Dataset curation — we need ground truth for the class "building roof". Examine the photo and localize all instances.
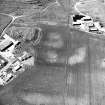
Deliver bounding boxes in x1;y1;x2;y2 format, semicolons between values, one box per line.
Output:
0;40;13;52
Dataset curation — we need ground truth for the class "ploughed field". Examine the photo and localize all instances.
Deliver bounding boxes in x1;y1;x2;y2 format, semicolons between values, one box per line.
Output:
0;23;105;105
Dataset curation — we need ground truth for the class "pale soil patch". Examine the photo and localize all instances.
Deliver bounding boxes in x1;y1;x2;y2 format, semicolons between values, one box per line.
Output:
65;94;89;105
68;47;86;65
44;32;64;48
20;93;64;105
21;92;89;105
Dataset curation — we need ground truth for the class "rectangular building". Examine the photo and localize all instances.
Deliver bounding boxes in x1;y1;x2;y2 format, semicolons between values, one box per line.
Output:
0;40;13;52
